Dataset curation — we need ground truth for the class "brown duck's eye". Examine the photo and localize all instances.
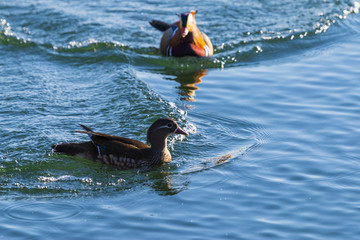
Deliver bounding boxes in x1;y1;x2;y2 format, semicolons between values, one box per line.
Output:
167;123;173;128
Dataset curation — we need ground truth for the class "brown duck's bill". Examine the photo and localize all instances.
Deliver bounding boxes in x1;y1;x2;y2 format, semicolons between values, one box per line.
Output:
175;127;188;135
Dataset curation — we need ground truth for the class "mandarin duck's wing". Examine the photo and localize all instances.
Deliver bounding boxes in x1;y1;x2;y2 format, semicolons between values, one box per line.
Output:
149;20;180;31
200;32;213;56
149;20;172;32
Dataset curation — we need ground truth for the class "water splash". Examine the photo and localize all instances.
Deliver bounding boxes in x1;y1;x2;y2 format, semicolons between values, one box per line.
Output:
0;18;35;47
38;175;92;182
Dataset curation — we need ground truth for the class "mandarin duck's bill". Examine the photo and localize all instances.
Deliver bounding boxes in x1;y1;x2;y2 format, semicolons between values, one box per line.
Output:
52;118;188;169
150;10;213;57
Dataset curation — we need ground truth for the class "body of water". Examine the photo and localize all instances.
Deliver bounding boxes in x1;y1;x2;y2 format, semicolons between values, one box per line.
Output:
1;0;360;239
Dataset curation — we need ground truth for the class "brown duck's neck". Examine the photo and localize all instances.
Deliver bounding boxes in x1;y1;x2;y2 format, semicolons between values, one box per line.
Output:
150;139;171;164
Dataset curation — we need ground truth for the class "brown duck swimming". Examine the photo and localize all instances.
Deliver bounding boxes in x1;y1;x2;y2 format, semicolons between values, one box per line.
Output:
52;118;188;169
150;10;213;57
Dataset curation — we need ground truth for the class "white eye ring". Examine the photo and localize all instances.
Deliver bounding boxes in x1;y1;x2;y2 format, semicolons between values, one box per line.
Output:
167;123;173;128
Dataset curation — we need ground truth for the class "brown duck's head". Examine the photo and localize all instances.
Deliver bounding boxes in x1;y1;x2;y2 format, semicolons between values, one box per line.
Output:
179;10;198;38
147;118;188;145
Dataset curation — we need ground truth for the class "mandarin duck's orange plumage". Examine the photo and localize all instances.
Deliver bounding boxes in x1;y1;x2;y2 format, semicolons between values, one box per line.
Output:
150;10;213;57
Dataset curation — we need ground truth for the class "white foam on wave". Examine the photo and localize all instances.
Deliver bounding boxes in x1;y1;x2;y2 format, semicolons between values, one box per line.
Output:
0;18;12;36
61;39;126;50
38;175;93;183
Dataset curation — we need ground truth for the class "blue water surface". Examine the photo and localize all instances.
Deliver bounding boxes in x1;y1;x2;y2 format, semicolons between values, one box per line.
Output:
1;0;360;239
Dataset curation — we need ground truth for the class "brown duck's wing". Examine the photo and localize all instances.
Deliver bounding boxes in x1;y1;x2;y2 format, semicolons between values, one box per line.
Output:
92;140;152;169
52;140;151;169
76;130;150;149
75;130;153;169
97;139;148;158
52;141;99;161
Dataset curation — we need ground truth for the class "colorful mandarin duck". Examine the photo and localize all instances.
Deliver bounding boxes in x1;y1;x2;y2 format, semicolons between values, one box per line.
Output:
150;10;213;57
52;118;188;169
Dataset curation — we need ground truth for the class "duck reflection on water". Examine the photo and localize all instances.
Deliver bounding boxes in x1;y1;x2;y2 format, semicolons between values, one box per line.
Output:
151;68;207;101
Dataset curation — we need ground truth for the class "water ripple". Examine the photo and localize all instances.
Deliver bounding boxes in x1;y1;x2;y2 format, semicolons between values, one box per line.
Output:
3;202;82;221
246;155;360;183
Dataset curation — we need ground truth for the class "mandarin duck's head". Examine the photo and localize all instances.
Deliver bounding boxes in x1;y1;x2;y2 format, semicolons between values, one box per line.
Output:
179;10;198;38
